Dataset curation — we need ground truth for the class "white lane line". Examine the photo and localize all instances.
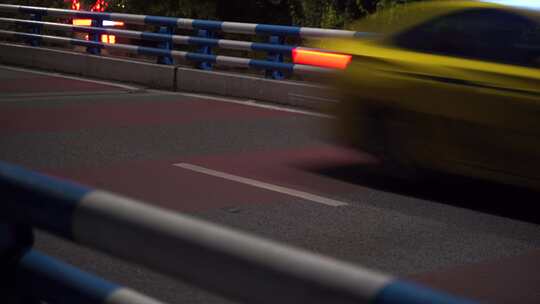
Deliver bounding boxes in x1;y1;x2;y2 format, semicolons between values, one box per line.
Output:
173;163;348;207
288;93;339;103
162;91;334;119
0;64;143;91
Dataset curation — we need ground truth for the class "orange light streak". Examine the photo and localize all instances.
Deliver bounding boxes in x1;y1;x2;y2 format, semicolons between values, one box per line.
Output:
100;34;116;44
292;48;352;70
72;19;93;26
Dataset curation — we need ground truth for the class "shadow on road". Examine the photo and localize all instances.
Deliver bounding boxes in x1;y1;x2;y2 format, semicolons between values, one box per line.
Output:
302;162;540;225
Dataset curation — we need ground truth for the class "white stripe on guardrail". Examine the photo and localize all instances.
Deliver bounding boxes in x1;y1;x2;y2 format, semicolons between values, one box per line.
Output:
74;190;392;304
221;22;258;35
106;289;165;304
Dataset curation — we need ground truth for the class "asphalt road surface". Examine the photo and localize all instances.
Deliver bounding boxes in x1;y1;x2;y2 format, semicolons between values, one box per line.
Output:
1;64;539;303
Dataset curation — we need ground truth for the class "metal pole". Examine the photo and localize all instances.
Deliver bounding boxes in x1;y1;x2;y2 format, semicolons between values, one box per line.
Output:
16;250;166;304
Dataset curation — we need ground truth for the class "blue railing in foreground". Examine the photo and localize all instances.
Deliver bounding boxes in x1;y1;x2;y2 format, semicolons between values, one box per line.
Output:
17;250;164;304
0;4;374;79
0;161;478;304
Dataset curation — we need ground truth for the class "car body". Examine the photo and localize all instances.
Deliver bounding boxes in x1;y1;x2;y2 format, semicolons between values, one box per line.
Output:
325;0;540;189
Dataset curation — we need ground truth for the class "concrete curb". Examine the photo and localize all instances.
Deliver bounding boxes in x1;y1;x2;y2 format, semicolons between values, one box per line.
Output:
176;67;339;110
0;43;175;90
0;42;338;110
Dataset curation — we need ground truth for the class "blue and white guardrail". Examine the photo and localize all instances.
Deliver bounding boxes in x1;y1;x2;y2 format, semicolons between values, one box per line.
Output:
0;161;477;304
0;4;367;78
0;30;333;75
0;17;299;54
0;4;372;39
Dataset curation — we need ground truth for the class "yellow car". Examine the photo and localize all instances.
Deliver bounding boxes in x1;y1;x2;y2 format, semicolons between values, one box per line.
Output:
325;0;540;189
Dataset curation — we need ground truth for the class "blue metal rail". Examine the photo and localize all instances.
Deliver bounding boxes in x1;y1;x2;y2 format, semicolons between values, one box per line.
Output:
0;17;298;54
17;250;164;304
0;30;334;75
0;4;371;79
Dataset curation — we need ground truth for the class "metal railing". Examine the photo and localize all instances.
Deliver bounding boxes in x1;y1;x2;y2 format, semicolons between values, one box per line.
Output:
0;4;375;79
0;161;478;304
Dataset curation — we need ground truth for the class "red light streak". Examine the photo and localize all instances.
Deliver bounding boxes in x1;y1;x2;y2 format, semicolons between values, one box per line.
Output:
292;48;352;70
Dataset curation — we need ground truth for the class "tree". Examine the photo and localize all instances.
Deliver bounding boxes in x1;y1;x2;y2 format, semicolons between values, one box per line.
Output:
108;0;217;19
6;0;425;29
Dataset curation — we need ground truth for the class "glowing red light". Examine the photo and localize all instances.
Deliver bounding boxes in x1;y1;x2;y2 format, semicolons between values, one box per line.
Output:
69;0;109;13
90;0;108;12
292;48;352;70
70;0;81;10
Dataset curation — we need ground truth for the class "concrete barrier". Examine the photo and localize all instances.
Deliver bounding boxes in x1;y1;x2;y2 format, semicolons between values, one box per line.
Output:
0;43;175;91
0;42;338;110
176;67;338;109
1;43;88;76
84;55;175;90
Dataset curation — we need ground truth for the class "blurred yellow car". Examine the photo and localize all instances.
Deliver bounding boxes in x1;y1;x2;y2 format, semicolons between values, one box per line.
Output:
325;0;540;189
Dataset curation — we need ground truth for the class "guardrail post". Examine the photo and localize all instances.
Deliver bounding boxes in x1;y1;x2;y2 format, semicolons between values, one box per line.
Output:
196;29;214;70
156;26;174;65
26;13;43;47
0;223;34;304
265;35;285;80
87;18;103;55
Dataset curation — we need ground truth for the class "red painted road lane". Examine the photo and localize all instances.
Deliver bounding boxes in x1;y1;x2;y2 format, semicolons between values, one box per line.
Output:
42;142;540;304
410;249;540;304
180;144;379;198
0;73;124;94
4;66;539;303
0;97;293;134
46;160;291;213
43;145;375;213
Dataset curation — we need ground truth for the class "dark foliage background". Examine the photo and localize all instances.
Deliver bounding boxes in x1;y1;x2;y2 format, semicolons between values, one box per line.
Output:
4;0;423;28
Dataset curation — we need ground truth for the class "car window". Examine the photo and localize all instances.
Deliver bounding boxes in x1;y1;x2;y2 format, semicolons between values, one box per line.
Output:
391;9;540;67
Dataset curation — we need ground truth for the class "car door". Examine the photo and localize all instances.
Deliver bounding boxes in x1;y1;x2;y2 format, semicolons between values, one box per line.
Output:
375;8;540;182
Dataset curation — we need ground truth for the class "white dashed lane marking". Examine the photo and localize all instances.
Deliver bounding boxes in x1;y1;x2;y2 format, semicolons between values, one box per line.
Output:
173;163;348;207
